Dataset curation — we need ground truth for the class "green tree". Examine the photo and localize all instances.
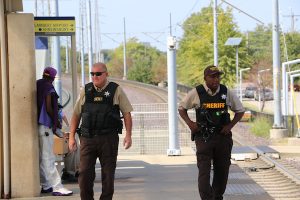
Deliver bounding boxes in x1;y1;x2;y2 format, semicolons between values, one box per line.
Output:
282;32;300;63
247;24;273;65
127;58;153;83
245;25;273;87
177;4;251;88
151;54;167;83
107;38;167;83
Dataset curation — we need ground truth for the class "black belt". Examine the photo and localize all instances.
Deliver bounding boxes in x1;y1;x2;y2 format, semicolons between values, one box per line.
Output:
80;128;118;138
195;126;222;142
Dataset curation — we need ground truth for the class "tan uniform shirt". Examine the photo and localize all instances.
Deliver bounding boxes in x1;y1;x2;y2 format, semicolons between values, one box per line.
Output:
73;81;133;117
179;83;245;113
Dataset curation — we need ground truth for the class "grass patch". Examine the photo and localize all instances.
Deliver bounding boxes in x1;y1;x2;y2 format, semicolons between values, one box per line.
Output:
243;102;273;114
250;116;272;138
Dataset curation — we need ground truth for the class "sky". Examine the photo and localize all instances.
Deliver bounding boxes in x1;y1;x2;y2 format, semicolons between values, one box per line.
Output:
22;0;300;51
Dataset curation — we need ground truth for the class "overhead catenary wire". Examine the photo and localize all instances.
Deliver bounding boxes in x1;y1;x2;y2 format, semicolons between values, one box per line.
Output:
221;0;264;25
142;32;166;47
101;33;122;45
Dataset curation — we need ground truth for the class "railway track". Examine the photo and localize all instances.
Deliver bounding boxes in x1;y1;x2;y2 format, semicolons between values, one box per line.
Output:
234;157;300;200
233;138;300;200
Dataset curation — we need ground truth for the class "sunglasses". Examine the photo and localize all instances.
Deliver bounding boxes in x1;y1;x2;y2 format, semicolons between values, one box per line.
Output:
90;71;106;76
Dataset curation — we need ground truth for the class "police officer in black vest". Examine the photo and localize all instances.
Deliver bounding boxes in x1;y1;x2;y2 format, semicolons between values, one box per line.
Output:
178;65;245;200
69;62;133;200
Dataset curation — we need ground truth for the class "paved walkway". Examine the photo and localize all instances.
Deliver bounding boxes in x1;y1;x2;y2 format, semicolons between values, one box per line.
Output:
15;147;272;200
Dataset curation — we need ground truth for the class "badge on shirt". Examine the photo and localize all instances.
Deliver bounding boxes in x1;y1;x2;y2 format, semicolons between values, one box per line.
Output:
104;91;110;97
221;94;227;100
94;97;103;102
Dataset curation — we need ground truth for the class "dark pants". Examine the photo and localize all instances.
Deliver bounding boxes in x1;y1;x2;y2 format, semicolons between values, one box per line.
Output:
79;134;119;200
195;133;233;200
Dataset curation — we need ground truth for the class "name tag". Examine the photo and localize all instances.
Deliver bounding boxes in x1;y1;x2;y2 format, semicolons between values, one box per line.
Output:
202;103;225;109
94;97;103;102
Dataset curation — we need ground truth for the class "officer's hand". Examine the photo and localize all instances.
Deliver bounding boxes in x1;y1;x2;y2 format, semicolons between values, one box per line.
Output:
221;124;232;135
123;135;132;150
188;121;199;134
69;136;77;152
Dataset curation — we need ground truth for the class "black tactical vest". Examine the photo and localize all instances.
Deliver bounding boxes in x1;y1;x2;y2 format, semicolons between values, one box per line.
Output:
80;82;123;137
195;84;229;129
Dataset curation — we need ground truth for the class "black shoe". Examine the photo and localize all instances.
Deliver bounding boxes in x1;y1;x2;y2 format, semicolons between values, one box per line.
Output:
61;171;78;183
41;187;53;193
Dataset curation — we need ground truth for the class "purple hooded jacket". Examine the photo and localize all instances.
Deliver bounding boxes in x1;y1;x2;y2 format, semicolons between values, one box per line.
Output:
36;78;60;132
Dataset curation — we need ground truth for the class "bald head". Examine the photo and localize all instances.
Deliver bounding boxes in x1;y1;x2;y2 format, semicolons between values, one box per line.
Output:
92;62;107;72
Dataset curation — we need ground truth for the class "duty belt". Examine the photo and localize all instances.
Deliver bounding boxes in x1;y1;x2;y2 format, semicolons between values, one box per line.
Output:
80;128;118;138
196;126;222;142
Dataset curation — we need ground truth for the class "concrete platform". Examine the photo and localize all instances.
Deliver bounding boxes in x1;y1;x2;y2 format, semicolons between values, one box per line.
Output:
14;152;272;200
270;145;300;154
231;146;258;161
254;145;280;159
270;128;288;139
287;137;300;146
232;145;282;160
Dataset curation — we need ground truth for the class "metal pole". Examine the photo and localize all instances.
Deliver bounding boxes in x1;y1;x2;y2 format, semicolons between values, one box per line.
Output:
258;73;261;111
213;0;218;66
65;37;69;73
239;70;242;102
53;0;62;104
239;68;250;102
282;60;300;120
35;0;38;16
123;17;127;80
71;34;78;107
290;74;300;137
290;74;300;116
87;0;93;82
169;13;172;36
80;4;85;87
286;70;300;115
236;46;239;87
258;69;270;111
167;36;180;156
47;0;51;16
139;114;145;154
272;0;282;127
282;62;288;118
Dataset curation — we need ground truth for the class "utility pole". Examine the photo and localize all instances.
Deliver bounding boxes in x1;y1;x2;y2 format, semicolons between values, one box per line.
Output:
239;68;250;102
35;0;50;16
272;0;282;128
53;0;62;104
213;0;218;66
87;0;93;81
123;17;127;80
65;37;69;73
270;0;288;139
94;0;101;62
283;8;300;32
80;0;86;87
34;0;37;15
47;0;51;16
167;14;180;156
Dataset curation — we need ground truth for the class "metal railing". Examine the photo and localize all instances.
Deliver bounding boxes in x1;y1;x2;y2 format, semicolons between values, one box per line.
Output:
118;103;195;155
